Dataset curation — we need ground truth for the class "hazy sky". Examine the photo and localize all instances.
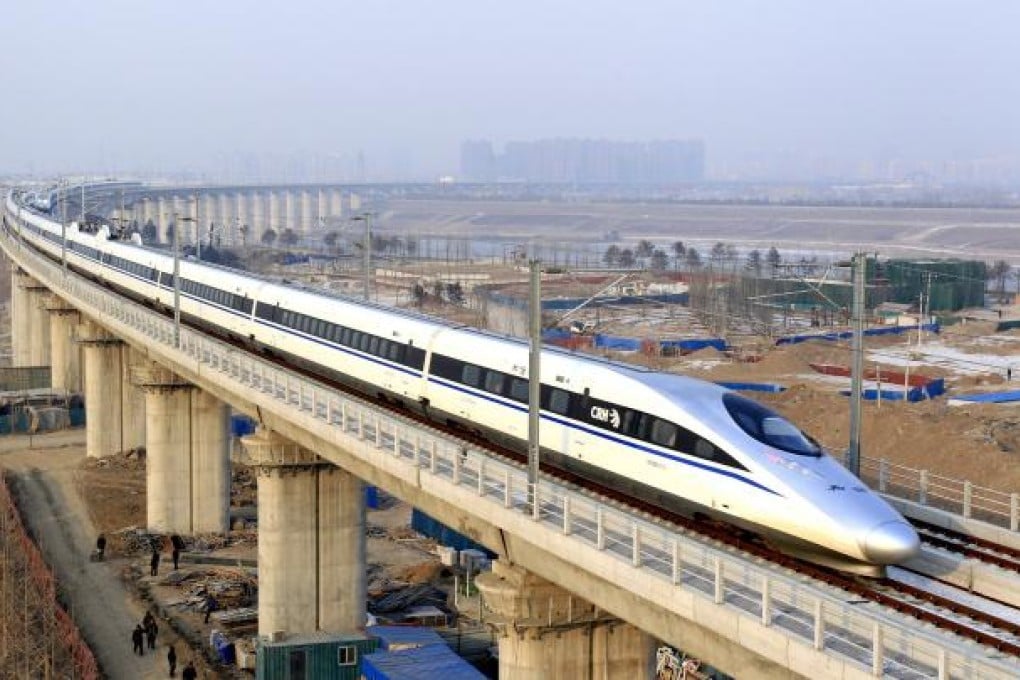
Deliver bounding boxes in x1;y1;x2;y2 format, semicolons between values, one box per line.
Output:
1;1;1017;178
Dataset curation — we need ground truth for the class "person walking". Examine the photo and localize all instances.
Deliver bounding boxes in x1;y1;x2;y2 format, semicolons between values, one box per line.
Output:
182;661;197;680
131;624;145;656
95;534;106;560
146;617;159;650
171;534;184;570
203;593;217;624
167;644;178;677
150;546;161;577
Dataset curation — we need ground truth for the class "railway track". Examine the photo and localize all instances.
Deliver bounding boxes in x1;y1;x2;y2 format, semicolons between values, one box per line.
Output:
913;518;1020;574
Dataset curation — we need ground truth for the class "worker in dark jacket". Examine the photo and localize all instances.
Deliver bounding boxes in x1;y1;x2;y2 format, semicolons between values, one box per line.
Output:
167;644;177;677
182;661;197;680
150;547;161;576
131;624;145;655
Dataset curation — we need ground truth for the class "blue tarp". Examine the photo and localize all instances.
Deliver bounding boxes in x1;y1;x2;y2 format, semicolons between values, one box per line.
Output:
951;390;1020;404
776;324;940;346
411;509;496;556
361;645;486;680
840;386;931;403
367;626;445;651
716;382;786;393
661;338;727;352
593;334;642;351
230;414;257;437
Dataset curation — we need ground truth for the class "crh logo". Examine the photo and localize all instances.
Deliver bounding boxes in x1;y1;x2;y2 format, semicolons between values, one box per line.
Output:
590;405;621;429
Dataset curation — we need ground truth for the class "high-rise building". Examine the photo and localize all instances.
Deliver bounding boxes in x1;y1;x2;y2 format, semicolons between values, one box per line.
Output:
460;138;704;183
460;140;497;181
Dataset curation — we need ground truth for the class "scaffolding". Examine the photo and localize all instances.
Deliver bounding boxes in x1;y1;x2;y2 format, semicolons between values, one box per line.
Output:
0;473;99;678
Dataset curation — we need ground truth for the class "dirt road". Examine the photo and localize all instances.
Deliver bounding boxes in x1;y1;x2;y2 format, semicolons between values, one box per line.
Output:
0;431;179;679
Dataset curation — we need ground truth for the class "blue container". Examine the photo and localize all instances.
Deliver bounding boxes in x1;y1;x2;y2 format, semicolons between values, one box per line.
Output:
361;645;486;680
367;625;445;651
365;485;379;509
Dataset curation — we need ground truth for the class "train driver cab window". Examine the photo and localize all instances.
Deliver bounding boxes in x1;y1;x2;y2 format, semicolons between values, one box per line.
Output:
723;393;820;457
462;364;482;388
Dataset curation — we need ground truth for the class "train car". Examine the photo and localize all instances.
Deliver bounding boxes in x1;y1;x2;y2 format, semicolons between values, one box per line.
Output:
3;192;919;574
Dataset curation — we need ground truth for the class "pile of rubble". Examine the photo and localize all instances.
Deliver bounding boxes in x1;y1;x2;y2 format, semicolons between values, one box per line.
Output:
162;567;258;614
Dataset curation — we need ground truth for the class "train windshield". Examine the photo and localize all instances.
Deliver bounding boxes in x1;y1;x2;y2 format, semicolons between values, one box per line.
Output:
722;393;821;457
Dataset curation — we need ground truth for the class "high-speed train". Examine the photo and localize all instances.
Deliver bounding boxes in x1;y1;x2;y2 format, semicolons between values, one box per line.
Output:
3;191;919;575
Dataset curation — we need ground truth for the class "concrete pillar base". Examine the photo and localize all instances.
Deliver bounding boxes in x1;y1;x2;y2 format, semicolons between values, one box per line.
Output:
476;560;655;680
46;299;81;393
133;363;230;535
245;428;366;637
76;321;124;458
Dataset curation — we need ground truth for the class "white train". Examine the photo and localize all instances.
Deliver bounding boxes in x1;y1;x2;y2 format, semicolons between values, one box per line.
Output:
4;192;919;574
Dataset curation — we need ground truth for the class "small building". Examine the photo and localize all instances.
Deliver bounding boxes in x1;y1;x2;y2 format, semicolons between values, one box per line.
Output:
256;632;378;680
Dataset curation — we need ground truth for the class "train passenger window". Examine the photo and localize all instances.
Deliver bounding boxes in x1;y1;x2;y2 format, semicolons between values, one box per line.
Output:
509;378;529;403
368;337;380;356
388;343;404;362
484;370;505;395
341;328;352;346
349;331;361;349
649;419;678;448
429;354;461;381
462;364;482;388
406;347;426;370
548;389;571;415
694;438;716;460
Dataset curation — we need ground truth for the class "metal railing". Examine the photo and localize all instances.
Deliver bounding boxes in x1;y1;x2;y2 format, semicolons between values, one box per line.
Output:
864;457;1020;531
2;209;1018;679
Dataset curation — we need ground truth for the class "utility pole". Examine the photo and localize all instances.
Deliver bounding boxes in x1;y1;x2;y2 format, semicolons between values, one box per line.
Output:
352;213;372;301
528;259;542;513
847;251;865;476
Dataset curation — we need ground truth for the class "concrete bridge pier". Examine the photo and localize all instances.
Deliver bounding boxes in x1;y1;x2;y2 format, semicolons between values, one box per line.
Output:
132;363;230;534
21;276;52;367
476;560;655;680
76;321;125;458
46;299;81;393
243;428;366;637
10;269;32;366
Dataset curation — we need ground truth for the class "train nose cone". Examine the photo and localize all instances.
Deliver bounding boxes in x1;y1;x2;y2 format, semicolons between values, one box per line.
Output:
863;521;920;564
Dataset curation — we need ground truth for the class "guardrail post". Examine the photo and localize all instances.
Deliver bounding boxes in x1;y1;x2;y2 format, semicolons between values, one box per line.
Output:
1012;493;1020;532
713;557;723;604
937;649;947;680
504;469;512;508
631;524;641;567
562;496;571;535
392;429;399;456
453;451;461;484
919;469;929;505
813;599;824;650
358;413;365;440
672;540;681;586
531;484;540;519
477;460;485;495
761;577;771;626
375;418;382;447
962;480;972;518
430;442;438;474
871;623;883;676
596;507;605;549
340;403;347;430
878;459;888;492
